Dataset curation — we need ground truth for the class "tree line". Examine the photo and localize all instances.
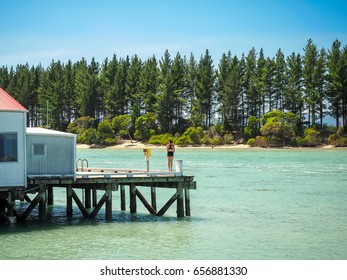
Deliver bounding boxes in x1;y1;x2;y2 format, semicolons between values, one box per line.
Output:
1;38;346;143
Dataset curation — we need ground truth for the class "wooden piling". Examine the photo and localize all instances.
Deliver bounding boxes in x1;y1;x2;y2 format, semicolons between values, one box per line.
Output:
105;184;112;220
20;193;42;221
47;186;54;205
71;189;89;218
120;185;126;211
89;192;108;219
185;187;191;216
156;193;177;216
151;186;157;211
66;185;73;218
92;189;97;207
129;184;137;214
38;184;47;222
135;188;157;215
176;184;184;218
4;171;196;222
85;187;91;209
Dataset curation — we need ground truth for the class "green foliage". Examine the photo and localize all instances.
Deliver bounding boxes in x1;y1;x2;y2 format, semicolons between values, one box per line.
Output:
244;116;259;140
328;127;347;147
111;114;131;137
97;119;114;145
79;128;98;145
134;112;158;142
147;133;174;145
2;39;347;146
255;136;269;147
260;111;298;146
296;127;322;147
67;116;95;136
177;126;204;145
246;138;256;147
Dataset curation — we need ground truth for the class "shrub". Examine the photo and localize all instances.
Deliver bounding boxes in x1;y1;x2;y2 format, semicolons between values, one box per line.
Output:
223;133;234;144
296;128;322;147
80;128;98;145
244;116;259;140
67;116;94;136
111;114;131;137
247;138;256;147
256;136;269;147
177;127;204;145
148;133;173;145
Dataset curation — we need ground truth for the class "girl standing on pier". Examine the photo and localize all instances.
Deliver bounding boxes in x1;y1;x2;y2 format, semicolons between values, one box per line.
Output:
166;140;175;171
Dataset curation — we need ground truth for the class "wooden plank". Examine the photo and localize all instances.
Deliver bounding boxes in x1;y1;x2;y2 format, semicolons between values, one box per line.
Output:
156;193;177;216
24;194;32;203
89;193;108;219
135;188;157;215
71;189;90;218
19;193;41;221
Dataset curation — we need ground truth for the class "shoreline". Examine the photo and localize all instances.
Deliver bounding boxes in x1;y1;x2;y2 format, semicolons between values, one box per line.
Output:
76;141;345;150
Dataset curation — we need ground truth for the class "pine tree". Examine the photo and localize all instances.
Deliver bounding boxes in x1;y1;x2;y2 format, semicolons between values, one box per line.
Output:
157;50;175;133
303;39;319;126
196;49;216;127
141;55;159;114
274;49;286;112
285;52;303;117
126;54;143;134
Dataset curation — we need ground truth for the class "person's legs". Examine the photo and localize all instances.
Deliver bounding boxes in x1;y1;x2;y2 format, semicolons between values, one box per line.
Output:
168;156;173;171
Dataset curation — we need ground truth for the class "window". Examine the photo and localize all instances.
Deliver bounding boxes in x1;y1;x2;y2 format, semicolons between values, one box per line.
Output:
32;143;46;156
0;133;18;162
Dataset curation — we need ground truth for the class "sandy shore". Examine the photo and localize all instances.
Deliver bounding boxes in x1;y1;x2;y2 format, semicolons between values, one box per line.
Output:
76;140;251;149
76;141;345;150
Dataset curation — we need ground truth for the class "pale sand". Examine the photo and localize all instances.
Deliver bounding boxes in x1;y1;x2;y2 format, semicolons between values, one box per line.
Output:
76;140;251;149
76;141;346;150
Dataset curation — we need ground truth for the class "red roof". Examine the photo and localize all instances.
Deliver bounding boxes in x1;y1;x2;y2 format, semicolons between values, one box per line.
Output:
0;87;27;111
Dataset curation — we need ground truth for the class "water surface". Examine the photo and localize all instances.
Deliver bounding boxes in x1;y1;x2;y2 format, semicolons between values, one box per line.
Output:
1;148;346;260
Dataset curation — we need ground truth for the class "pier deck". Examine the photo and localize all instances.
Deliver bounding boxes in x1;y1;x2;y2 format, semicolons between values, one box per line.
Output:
1;168;196;223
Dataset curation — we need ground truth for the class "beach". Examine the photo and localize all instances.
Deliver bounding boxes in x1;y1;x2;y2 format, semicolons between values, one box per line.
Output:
77;140;340;150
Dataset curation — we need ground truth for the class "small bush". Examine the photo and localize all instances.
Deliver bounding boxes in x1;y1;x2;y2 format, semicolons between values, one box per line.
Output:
296;128;322;147
147;133;173;145
247;138;256;147
256;136;269;147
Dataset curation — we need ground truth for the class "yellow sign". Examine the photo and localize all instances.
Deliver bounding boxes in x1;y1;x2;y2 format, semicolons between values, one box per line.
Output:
143;148;151;157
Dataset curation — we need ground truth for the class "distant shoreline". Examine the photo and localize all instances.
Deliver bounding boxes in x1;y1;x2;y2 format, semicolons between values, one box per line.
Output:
76;141;346;150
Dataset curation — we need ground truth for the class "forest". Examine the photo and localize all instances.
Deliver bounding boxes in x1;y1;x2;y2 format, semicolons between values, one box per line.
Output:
1;38;347;147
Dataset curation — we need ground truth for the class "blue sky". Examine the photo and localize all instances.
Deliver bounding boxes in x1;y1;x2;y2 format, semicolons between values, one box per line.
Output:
1;0;347;67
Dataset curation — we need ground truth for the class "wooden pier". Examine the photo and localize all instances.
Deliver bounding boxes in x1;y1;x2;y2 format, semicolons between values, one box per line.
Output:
0;167;196;224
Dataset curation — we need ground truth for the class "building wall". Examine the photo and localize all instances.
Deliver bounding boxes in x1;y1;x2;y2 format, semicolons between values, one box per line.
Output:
26;134;76;178
0;111;26;187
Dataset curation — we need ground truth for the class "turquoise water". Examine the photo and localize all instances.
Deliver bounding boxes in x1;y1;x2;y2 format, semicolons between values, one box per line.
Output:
1;148;347;260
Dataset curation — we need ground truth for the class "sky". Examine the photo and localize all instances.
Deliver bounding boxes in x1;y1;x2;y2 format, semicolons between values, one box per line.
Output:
1;0;347;68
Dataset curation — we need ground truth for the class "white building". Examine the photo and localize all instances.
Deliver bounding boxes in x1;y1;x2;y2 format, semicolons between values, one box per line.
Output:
0;88;27;188
0;88;76;189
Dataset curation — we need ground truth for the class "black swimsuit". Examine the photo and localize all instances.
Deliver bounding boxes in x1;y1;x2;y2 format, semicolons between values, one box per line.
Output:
167;144;174;157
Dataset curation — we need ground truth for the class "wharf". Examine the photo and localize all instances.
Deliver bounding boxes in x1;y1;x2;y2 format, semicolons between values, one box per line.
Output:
0;167;196;223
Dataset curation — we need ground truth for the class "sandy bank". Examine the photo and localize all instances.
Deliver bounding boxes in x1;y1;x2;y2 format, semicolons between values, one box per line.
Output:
76;140;251;149
76;141;347;150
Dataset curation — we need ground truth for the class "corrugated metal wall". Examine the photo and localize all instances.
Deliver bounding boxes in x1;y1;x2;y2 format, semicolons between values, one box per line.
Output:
26;135;75;177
